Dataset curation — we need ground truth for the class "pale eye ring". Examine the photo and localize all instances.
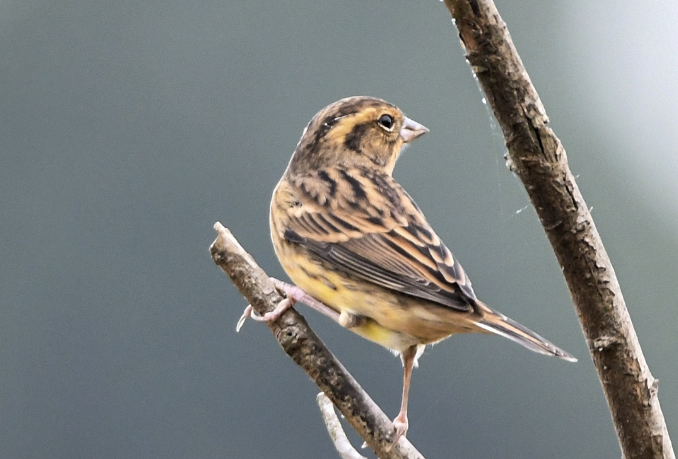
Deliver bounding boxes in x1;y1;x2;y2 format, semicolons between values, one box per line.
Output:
377;114;395;131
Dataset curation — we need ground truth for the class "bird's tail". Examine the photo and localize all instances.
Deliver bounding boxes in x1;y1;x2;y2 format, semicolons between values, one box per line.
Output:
474;301;577;362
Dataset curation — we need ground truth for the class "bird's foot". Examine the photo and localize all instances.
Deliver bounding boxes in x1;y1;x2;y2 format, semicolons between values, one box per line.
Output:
391;411;409;446
272;278;341;322
236;296;295;332
236;278;340;331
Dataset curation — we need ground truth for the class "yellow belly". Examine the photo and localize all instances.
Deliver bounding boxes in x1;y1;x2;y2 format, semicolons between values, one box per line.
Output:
277;246;475;352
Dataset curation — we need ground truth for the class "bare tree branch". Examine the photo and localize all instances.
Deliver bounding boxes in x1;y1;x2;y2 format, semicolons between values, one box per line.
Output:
317;393;368;459
210;223;424;459
443;1;675;458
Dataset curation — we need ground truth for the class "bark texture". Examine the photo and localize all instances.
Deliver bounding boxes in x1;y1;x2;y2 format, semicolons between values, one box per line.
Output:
210;223;424;459
443;1;674;458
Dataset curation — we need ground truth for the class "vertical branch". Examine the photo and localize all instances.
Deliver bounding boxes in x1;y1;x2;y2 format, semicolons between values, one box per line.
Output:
442;1;674;458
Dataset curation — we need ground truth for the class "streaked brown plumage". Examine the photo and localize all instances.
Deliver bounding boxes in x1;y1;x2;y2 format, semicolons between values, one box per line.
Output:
253;96;575;443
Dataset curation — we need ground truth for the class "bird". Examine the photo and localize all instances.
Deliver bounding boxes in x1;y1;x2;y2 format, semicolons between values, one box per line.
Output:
238;96;576;445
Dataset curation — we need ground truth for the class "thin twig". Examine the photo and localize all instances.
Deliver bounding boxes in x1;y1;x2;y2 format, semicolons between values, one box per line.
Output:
210;222;424;459
317;393;368;459
443;1;674;458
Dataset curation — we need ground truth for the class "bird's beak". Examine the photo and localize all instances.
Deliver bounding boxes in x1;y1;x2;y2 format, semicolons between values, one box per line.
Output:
400;117;429;143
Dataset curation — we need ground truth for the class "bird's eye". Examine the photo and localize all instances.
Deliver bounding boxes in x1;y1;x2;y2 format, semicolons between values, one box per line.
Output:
377;114;395;131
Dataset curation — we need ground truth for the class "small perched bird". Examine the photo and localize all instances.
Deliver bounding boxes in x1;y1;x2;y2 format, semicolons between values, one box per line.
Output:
241;96;576;444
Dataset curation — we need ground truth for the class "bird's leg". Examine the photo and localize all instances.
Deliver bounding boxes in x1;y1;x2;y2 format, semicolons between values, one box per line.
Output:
236;278;340;331
391;344;418;445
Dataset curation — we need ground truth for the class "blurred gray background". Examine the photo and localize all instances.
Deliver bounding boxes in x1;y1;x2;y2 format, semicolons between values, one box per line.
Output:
2;1;676;458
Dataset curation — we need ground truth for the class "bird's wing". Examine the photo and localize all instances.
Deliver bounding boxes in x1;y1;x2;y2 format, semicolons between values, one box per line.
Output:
283;167;476;312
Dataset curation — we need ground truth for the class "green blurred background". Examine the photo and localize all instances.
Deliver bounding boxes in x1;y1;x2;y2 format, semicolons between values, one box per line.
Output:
2;1;676;458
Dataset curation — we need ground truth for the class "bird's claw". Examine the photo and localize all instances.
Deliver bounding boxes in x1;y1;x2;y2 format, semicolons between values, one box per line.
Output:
390;413;409;446
236;298;295;332
236;278;340;330
236;305;254;332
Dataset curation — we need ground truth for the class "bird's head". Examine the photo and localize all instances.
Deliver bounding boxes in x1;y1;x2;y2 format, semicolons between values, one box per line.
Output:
288;96;428;175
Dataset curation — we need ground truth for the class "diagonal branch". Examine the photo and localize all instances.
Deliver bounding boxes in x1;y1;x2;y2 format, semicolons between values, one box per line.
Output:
210;222;424;459
317;392;368;459
443;1;674;458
